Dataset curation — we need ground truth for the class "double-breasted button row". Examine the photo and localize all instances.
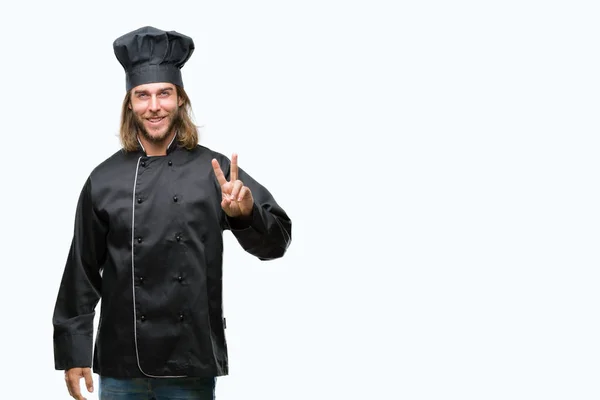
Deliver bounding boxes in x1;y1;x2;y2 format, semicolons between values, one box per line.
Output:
136;276;185;284
133;195;179;204
140;159;173;168
134;196;179;204
138;313;184;322
135;235;188;244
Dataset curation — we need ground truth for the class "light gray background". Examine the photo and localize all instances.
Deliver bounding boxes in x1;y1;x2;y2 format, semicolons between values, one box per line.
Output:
0;1;598;399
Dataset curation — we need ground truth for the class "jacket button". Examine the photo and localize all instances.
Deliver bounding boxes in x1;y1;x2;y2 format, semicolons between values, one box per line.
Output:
176;235;181;242
137;237;143;243
137;198;143;204
168;160;173;166
179;313;184;321
200;235;206;242
141;161;146;167
139;276;144;284
173;196;178;202
178;276;183;282
141;315;146;322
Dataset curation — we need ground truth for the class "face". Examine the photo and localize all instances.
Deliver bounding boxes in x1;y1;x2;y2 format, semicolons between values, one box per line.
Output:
129;82;184;144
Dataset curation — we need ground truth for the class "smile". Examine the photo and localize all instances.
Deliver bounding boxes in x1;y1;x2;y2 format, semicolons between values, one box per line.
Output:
147;117;165;125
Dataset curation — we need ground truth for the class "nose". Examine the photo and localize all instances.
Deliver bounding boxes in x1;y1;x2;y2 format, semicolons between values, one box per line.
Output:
149;95;160;112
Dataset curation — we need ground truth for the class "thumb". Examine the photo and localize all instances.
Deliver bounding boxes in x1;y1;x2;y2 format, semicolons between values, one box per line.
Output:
83;368;94;393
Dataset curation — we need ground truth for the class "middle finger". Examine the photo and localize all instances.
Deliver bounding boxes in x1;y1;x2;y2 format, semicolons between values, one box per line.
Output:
230;180;244;201
230;153;238;182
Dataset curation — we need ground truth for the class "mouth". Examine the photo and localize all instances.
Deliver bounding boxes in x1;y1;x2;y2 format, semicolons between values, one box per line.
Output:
146;116;166;125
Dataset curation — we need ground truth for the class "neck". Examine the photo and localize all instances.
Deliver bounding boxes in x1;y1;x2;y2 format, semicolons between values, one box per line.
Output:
137;131;176;156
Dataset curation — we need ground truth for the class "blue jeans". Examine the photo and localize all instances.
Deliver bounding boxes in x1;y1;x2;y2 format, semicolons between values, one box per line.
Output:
99;376;216;400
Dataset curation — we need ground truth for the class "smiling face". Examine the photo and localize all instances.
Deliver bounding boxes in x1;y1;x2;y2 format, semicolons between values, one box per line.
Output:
129;82;184;144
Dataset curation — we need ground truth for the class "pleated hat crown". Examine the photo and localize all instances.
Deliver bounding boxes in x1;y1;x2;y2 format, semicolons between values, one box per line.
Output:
113;26;195;91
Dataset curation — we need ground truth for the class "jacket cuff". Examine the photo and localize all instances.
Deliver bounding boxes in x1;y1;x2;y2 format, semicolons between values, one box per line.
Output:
54;334;93;370
226;203;265;232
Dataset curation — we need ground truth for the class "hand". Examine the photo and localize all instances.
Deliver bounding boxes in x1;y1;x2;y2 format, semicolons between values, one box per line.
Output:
64;367;94;400
212;153;254;218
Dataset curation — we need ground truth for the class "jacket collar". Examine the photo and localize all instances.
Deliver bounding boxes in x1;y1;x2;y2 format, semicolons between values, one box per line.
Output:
136;132;179;156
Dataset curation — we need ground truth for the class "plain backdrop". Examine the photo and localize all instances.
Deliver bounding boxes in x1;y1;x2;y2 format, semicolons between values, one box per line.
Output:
0;1;599;399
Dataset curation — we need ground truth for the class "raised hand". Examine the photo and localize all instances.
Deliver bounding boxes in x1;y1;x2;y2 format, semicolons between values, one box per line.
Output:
212;153;254;218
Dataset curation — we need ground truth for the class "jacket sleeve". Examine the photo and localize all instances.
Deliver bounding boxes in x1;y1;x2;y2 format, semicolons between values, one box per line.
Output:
52;176;107;370
223;165;292;261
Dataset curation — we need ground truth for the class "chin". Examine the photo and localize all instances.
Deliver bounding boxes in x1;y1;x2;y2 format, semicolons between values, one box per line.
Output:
145;124;170;138
140;127;170;144
149;130;169;139
136;115;177;143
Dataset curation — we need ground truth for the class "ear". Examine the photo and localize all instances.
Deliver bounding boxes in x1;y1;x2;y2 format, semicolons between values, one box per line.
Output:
178;98;184;107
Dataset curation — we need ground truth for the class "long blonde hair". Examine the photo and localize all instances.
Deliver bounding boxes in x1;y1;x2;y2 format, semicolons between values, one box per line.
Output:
119;85;198;151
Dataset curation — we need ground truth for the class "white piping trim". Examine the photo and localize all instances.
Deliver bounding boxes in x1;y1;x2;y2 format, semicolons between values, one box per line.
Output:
136;132;177;156
131;156;186;378
167;131;177;149
136;136;146;153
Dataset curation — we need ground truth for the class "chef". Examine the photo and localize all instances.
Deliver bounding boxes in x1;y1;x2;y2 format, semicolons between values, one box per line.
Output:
52;26;292;400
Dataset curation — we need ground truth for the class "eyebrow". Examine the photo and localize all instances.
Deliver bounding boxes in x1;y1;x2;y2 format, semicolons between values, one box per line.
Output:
133;87;175;95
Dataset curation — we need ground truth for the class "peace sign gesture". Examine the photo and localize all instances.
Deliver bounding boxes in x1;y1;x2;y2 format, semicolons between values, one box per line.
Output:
212;153;254;218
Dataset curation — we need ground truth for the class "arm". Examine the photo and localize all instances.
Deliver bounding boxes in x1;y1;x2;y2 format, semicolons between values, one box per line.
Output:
52;176;107;370
225;170;292;260
212;154;292;261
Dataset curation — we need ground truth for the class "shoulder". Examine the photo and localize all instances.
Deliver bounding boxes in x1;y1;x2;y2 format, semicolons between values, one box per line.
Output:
88;148;140;184
190;144;231;166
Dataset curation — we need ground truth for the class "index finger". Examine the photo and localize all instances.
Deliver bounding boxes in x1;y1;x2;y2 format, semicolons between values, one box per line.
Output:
230;153;238;182
211;159;228;186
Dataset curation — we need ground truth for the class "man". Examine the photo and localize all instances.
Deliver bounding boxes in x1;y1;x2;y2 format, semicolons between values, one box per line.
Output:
52;26;292;400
